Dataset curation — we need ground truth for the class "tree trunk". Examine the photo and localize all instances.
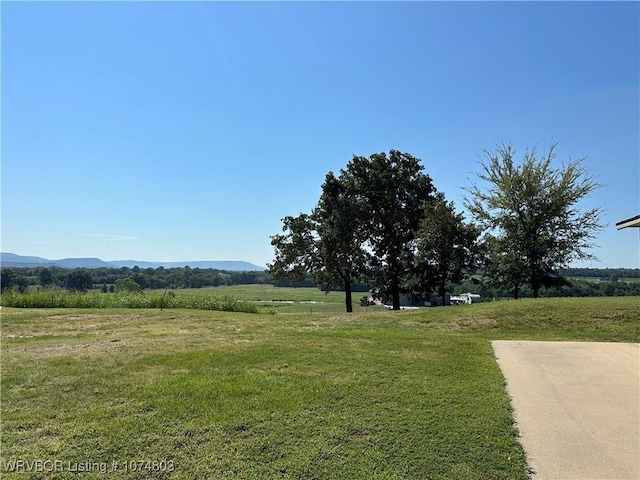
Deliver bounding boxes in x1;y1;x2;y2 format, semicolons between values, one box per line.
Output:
530;250;540;298
391;272;400;310
440;282;447;307
344;276;353;313
513;283;519;300
531;266;540;298
532;278;540;298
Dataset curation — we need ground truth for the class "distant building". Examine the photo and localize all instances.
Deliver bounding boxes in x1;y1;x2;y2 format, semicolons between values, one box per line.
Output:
616;214;640;267
616;214;640;229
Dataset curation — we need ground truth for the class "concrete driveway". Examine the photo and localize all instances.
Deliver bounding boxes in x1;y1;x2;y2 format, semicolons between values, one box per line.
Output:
492;341;639;480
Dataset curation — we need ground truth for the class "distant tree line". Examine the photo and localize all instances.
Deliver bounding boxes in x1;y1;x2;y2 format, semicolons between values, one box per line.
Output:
453;272;640;299
1;265;638;299
558;267;640;281
0;266;272;293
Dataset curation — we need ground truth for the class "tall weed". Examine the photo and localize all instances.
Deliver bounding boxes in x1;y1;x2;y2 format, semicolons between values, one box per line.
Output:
0;291;257;314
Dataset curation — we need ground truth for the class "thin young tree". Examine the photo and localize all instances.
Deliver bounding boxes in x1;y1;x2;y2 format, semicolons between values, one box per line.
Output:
465;142;604;298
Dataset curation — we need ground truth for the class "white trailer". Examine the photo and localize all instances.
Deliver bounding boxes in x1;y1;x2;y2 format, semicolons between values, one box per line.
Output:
450;293;482;305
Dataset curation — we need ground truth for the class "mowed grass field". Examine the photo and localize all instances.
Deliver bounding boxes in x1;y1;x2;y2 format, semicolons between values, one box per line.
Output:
2;287;639;479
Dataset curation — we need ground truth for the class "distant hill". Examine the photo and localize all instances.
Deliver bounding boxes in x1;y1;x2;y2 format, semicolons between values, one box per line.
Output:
109;260;267;271
0;253;266;271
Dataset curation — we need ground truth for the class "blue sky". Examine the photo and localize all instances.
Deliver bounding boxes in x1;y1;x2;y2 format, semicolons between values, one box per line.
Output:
2;1;639;268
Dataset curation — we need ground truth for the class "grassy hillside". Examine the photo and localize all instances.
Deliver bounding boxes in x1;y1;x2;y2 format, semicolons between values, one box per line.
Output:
1;295;638;479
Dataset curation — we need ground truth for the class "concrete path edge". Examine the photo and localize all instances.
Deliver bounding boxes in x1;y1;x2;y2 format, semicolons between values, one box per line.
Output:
492;340;640;480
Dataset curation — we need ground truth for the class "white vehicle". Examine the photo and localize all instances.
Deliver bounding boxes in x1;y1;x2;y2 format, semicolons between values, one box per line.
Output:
450;293;481;305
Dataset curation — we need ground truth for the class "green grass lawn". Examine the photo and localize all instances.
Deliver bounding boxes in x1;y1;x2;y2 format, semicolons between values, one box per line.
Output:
1;293;638;479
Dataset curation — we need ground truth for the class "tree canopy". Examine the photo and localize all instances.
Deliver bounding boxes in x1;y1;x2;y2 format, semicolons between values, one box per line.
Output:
413;195;481;306
271;150;452;311
271;143;606;308
66;269;94;292
465;142;604;298
344;150;438;310
115;277;143;293
269;171;370;312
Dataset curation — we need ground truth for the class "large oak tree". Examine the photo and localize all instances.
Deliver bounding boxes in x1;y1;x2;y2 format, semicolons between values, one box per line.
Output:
343;150;438;310
270;150;440;311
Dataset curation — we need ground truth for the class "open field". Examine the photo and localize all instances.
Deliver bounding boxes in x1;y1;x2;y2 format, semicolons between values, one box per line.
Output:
165;284;352;314
567;276;640;283
1;292;638;479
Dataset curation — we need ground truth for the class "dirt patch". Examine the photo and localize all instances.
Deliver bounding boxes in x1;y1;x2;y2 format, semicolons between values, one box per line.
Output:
3;313;142;339
452;317;498;329
43;313;140;324
5;338;148;359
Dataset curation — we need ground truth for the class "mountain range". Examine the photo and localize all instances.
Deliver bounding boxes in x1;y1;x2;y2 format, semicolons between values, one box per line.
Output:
0;253;266;271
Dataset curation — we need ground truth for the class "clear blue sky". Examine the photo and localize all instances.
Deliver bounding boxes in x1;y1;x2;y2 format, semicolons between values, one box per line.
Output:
2;1;639;268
